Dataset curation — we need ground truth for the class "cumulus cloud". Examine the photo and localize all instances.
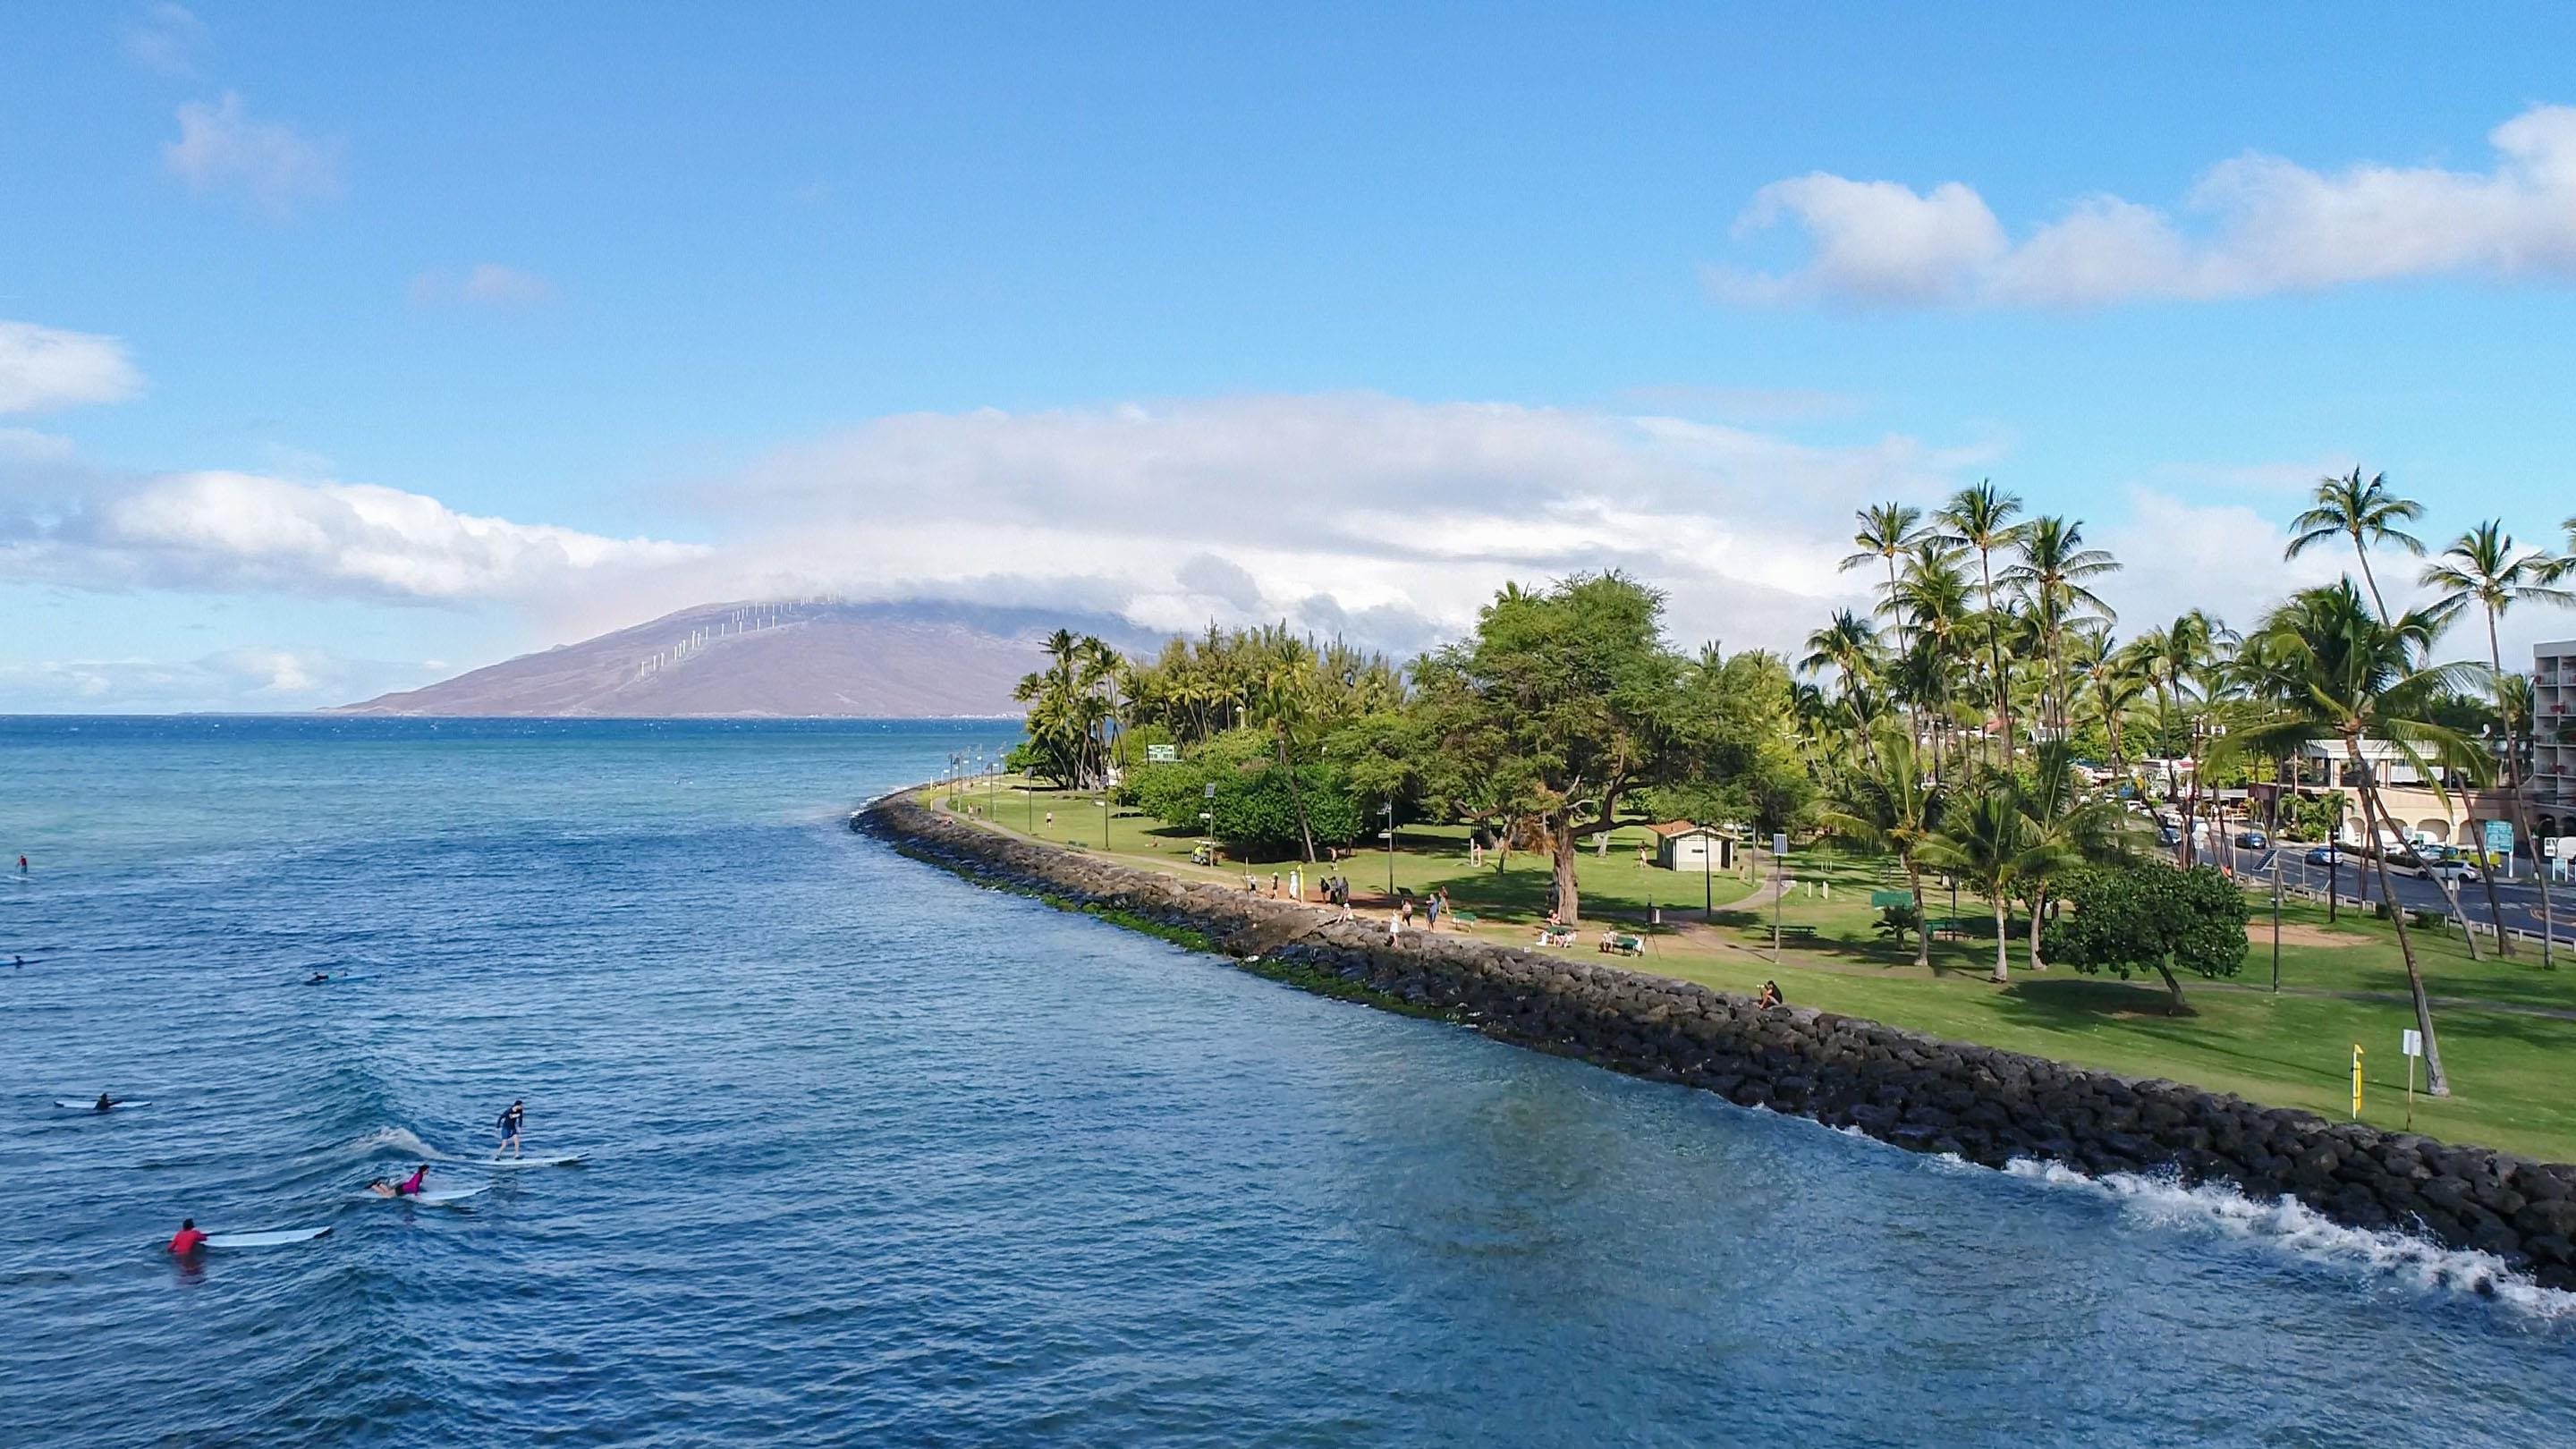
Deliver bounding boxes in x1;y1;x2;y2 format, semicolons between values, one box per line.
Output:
2;469;701;601
123;3;210;77
164;92;342;216
617;393;2002;657
1717;104;2576;308
0;320;143;414
409;263;555;308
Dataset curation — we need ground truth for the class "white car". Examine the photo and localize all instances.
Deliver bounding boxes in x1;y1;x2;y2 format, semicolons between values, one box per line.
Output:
2424;857;2483;885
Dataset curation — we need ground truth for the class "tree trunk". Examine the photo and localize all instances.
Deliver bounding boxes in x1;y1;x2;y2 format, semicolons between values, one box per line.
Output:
2354;533;2391;623
1989;897;2009;983
1550;818;1581;926
1275;734;1318;864
2027;886;2046;970
1909;862;1930;969
2487;610;2554;969
1979;550;2011;765
2351;760;2448;1095
2154;962;2191;1015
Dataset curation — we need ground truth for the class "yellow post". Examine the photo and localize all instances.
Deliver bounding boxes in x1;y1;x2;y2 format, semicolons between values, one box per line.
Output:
2351;1045;2364;1120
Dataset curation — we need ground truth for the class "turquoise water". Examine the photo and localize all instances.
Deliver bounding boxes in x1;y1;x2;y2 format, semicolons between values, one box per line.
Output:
1;716;2569;1446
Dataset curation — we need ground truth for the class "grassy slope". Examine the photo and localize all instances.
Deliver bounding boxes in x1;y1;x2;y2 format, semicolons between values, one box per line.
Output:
942;779;2576;1162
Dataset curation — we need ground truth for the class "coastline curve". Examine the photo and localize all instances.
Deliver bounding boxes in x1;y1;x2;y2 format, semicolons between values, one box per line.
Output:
855;786;2576;1292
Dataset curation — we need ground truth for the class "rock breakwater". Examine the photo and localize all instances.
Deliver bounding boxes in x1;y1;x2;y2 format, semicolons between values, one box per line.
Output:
859;790;2576;1291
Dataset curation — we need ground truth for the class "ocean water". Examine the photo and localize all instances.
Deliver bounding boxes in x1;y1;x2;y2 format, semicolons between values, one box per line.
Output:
1;716;2568;1448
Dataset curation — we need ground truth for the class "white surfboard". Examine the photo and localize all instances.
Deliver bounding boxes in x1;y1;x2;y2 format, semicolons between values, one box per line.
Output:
484;1153;580;1168
356;1184;487;1206
203;1225;332;1249
56;1099;150;1110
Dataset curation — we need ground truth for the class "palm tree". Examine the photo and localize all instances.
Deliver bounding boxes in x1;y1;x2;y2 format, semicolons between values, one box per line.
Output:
2422;521;2572;967
2002;516;2121;738
2231;580;2487;1096
1936;481;2026;762
2284;469;2426;623
1799;610;1881;691
1917;772;2072;983
1821;725;1943;967
1841;503;1932;642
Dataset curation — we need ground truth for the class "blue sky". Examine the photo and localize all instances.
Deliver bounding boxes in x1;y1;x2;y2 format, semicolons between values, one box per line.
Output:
7;4;2576;708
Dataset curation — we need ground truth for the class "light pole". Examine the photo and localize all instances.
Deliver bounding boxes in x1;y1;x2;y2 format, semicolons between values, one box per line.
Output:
1702;824;1713;921
1383;800;1396;902
1096;795;1109;853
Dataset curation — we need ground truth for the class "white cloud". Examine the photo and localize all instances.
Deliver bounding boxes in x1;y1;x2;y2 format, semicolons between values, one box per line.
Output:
4;469;701;601
164;92;343;216
1719;104;2576;308
123;3;210;78
605;393;1999;657
409;263;555;308
0;320;143;414
0;648;430;713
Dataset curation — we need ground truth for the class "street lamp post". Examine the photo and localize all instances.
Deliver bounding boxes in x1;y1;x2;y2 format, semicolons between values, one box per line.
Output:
1702;824;1713;921
1383;800;1396;902
1097;795;1109;853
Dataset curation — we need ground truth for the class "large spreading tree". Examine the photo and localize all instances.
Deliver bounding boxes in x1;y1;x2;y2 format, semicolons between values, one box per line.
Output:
1412;573;1696;925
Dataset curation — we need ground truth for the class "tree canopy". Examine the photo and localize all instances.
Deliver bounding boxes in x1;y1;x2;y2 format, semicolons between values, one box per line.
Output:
2043;863;2248;1014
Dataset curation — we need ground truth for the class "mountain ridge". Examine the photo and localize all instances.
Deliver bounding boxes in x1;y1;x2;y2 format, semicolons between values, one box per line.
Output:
334;599;1157;717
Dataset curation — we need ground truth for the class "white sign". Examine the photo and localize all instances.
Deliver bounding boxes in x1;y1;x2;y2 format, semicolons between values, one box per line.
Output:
2402;1029;2423;1058
1147;744;1179;764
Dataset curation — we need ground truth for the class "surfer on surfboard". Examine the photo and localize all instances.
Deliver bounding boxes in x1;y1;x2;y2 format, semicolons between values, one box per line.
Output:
94;1093;119;1113
496;1099;525;1159
168;1219;207;1255
367;1165;430;1198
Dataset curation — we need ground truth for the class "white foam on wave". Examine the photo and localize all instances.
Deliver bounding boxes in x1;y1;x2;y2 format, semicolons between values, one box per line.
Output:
2001;1157;2575;1320
343;1126;447;1161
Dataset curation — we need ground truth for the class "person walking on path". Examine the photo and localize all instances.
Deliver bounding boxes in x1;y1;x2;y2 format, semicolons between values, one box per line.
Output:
1289;867;1302;902
1424;890;1443;933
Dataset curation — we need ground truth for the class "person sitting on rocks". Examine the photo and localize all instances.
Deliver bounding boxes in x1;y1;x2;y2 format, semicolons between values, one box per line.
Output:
1756;980;1784;1010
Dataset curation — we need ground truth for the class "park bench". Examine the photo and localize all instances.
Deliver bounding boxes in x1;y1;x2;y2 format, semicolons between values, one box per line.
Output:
1535;924;1575;948
1597;932;1646;957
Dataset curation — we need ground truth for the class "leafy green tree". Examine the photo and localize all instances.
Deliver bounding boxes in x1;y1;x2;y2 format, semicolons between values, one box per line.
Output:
2043;863;2249;1014
1412;573;1695;924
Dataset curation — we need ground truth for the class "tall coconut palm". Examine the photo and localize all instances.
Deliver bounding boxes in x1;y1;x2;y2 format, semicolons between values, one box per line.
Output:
2422;521;2572;966
1842;503;1933;641
1821;725;1944;967
1799;610;1881;692
2284;469;2426;624
1917;772;2073;984
2231;580;2486;1096
2002;516;2122;738
1936;481;2026;763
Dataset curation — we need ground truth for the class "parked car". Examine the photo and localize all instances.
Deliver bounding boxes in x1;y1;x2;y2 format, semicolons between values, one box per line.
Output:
2234;829;2269;849
2426;857;2483;884
2157;826;2183;846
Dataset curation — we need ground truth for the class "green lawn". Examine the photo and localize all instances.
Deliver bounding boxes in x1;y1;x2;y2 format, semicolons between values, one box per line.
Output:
938;779;2576;1162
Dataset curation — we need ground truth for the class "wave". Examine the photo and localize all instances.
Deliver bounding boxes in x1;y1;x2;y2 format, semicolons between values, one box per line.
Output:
2001;1157;2575;1320
341;1125;448;1162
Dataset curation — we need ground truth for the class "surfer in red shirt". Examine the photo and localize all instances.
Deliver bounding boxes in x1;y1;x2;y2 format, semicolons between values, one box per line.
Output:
168;1219;208;1255
368;1165;431;1198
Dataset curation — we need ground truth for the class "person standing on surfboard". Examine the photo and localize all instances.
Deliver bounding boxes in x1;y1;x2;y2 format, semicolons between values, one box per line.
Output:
496;1100;525;1158
168;1219;207;1255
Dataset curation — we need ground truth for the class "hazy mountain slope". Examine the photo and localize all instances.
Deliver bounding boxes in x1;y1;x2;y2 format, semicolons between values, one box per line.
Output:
335;599;1153;716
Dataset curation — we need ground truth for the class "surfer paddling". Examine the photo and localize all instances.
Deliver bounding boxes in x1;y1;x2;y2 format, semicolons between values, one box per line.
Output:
93;1093;119;1113
496;1099;525;1159
368;1165;430;1199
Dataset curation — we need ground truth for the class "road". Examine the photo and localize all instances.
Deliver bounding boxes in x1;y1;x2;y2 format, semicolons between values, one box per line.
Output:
2208;839;2576;949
